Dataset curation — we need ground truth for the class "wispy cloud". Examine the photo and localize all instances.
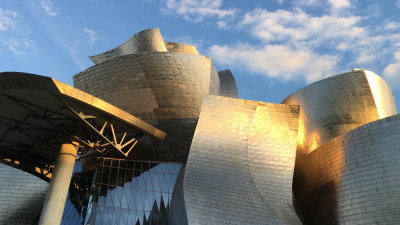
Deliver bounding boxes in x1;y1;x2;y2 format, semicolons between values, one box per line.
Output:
0;8;17;31
161;0;237;23
0;8;37;56
209;2;400;84
83;28;97;43
210;43;338;82
40;0;58;16
0;37;36;55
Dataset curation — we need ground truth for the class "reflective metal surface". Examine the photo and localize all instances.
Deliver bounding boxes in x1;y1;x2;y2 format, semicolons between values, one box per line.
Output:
0;163;47;225
164;42;198;55
74;29;223;162
89;28;167;64
295;114;400;225
217;69;239;98
184;95;301;225
282;69;397;154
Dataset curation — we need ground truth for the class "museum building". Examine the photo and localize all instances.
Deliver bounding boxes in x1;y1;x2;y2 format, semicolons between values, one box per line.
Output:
0;28;399;225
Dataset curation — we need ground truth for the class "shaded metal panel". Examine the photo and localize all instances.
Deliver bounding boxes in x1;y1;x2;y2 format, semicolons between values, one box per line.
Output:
364;69;398;118
295;114;400;224
184;95;301;225
209;62;221;96
217;69;239;98
282;70;382;154
131;118;198;162
165;42;198;55
0;163;48;225
89;28;167;64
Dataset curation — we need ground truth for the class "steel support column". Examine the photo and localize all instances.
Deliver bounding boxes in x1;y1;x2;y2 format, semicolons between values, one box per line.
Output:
38;142;78;225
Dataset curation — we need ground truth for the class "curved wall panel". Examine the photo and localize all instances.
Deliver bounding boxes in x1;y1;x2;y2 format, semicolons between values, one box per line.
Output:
74;52;221;162
217;69;239;98
75;52;219;121
0;163;48;225
295;114;400;225
165;42;198;55
89;28;167;64
364;69;398;118
282;69;397;154
183;95;302;225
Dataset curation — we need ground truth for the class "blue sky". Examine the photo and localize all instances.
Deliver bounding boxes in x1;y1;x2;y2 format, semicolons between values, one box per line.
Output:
1;0;400;108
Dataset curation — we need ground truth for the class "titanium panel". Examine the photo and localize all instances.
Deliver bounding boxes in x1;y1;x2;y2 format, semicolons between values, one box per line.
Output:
165;42;198;55
74;49;222;162
75;52;219;121
364;69;398;118
217;69;239;98
89;28;167;64
184;95;302;225
0;163;48;225
295;114;400;225
281;69;397;154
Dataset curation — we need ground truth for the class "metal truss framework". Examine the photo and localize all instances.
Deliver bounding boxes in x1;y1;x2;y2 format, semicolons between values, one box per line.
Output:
0;94;144;181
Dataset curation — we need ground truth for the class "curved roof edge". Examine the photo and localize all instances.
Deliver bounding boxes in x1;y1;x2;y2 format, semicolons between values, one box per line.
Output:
0;72;166;140
217;69;239;98
89;28;167;64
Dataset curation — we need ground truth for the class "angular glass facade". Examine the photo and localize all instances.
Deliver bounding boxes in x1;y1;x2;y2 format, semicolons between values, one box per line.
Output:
56;158;182;225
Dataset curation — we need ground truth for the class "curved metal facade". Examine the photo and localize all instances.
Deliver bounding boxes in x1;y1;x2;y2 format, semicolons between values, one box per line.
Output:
165;42;199;55
183;95;301;225
89;28;167;64
217;69;239;98
74;29;223;162
75;52;219;121
282;69;397;154
0;164;48;225
295;114;400;224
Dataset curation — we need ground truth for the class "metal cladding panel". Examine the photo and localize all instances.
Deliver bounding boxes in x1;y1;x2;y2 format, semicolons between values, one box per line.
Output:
75;52;217;122
364;70;398;118
281;70;394;154
0;164;48;225
165;42;199;55
295;114;400;225
217;69;239;98
184;95;302;225
89;28;167;64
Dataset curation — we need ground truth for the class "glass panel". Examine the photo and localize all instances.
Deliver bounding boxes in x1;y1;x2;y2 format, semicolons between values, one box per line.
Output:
87;158;182;225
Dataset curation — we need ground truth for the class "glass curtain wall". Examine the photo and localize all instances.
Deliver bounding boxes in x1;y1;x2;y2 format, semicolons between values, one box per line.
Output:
58;158;182;225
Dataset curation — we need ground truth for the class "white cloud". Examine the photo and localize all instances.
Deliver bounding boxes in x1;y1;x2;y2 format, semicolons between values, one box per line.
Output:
0;8;17;31
385;21;400;30
83;28;98;43
383;51;400;86
396;0;400;8
161;0;237;22
210;43;339;82
0;37;36;55
40;0;58;16
327;0;350;10
208;5;400;85
239;8;365;49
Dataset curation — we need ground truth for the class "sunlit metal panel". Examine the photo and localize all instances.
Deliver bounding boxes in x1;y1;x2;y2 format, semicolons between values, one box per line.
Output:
184;95;302;225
